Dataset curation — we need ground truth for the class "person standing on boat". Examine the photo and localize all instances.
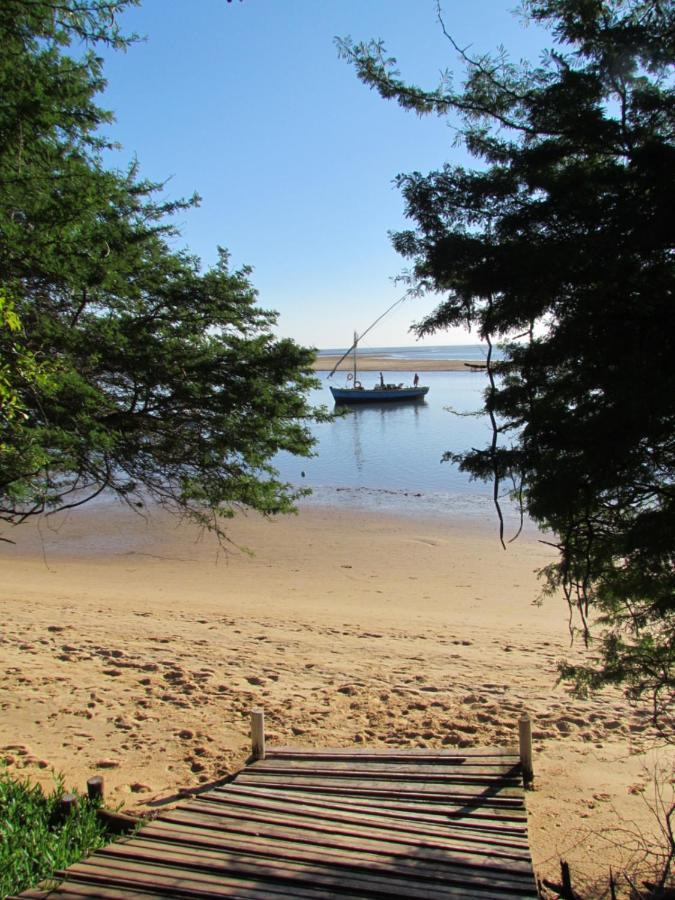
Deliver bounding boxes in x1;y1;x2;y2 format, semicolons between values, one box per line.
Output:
413;373;419;387
379;372;384;388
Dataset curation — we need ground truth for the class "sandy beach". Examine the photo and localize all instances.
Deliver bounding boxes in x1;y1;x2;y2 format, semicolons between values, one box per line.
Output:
1;501;670;895
312;355;486;372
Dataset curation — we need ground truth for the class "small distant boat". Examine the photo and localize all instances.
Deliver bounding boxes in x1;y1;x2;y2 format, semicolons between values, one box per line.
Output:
328;330;429;404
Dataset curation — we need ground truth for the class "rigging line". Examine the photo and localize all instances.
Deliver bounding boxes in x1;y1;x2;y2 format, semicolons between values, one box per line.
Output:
327;293;411;378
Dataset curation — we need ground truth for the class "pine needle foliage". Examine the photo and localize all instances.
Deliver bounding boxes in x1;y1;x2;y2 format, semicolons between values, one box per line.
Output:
339;0;674;723
0;1;327;541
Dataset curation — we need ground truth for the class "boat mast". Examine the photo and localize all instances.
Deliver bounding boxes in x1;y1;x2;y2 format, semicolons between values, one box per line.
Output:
353;330;358;384
326;292;410;380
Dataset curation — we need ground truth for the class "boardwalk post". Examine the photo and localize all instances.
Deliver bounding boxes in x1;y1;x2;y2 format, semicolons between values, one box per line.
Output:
519;712;534;787
55;792;77;823
251;708;265;760
87;775;104;802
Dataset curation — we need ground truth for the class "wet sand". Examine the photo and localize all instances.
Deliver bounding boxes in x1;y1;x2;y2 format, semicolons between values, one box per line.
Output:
0;502;670;895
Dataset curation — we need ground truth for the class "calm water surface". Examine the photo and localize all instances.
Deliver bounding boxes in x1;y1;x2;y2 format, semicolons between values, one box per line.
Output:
275;366;524;529
316;343;496;362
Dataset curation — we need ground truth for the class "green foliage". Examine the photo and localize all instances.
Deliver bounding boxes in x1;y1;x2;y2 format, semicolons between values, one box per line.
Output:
0;1;326;538
0;768;111;897
0;294;28;421
341;0;674;721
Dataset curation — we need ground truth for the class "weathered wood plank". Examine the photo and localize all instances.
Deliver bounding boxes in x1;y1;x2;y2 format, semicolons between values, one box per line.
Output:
65;857;360;899
160;804;534;874
136;820;537;891
247;760;523;783
267;746;519;759
236;767;525;792
251;756;520;767
58;858;350;900
16;884;171;900
233;772;526;805
191;793;531;850
258;755;520;770
97;838;538;898
174;797;531;855
211;782;529;827
13;889;47;899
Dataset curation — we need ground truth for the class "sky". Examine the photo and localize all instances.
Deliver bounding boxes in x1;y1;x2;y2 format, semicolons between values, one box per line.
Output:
98;0;550;350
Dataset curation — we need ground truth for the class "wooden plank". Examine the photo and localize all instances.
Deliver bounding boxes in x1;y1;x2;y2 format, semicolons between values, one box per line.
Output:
236;768;524;793
16;884;171;900
263;752;520;764
211;782;529;827
260;756;521;771
5;893;52;900
202;781;531;822
244;759;523;786
247;760;523;782
78;862;353;899
138;820;537;891
192;792;531;850
162;804;534;868
5;893;48;899
177;796;531;854
98;837;538;899
62;856;344;899
267;746;519;759
233;773;526;805
57;858;345;900
153;807;534;876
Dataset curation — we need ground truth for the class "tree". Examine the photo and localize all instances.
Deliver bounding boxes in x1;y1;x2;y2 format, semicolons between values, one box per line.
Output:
0;1;325;540
340;0;674;722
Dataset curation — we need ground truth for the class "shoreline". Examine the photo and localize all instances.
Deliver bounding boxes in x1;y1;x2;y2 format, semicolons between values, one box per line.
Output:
312;355;486;373
0;502;667;893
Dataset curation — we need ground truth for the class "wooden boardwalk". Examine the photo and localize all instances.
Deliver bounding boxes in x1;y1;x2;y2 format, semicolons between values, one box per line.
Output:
17;745;538;899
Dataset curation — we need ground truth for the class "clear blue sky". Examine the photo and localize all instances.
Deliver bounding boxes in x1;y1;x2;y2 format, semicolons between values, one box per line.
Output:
99;1;549;349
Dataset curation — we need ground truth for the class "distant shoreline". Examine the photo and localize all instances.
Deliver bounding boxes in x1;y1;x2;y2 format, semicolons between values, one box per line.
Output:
312;355;486;373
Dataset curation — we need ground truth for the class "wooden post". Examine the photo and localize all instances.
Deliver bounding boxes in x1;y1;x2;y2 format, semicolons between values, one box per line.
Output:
251;708;265;760
57;792;78;819
87;775;104;802
519;712;534;787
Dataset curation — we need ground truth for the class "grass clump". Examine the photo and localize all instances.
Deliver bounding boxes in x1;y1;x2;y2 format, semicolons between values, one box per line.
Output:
0;767;112;898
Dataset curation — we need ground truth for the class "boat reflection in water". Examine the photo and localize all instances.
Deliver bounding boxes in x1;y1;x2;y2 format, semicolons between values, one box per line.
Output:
334;395;428;477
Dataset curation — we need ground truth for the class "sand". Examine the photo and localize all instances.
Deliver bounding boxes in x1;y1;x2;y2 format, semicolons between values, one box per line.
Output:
312;355;485;372
1;501;671;896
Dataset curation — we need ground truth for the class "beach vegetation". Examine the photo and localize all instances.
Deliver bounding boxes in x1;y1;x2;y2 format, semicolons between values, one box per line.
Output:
0;767;112;898
340;0;674;724
0;0;325;542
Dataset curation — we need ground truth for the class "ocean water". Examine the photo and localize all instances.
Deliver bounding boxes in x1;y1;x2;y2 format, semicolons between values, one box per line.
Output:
275;355;525;531
316;343;498;362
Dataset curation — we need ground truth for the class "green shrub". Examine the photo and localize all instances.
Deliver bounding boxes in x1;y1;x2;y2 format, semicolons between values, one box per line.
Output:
0;767;112;898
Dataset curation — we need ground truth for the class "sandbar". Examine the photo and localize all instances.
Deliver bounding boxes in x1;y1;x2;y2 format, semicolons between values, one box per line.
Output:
0;501;668;893
312;355;486;372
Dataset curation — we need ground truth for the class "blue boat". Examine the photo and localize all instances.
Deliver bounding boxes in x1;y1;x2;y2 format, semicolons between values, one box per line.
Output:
330;382;429;403
328;329;429;404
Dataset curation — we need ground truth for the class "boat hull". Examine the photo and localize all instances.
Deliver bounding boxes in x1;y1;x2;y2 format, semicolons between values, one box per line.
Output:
330;386;429;404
